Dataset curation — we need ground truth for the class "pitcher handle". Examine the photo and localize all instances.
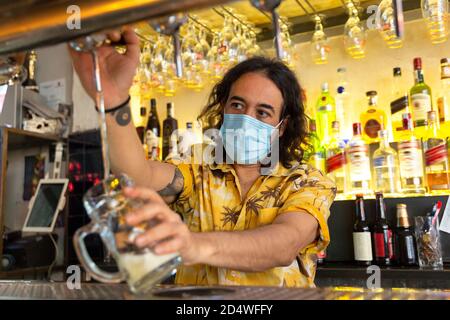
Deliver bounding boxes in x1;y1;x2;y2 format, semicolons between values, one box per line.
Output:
73;223;124;283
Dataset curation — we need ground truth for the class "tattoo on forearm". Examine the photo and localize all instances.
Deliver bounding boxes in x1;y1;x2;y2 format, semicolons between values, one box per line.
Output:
111;105;132;126
158;168;184;196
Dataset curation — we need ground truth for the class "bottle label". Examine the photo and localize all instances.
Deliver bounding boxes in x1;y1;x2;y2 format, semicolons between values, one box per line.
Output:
364;119;382;139
373;230;394;259
398;140;424;178
146;129;160;159
348;145;371;182
353;232;373;261
411;93;431;123
326;152;346;173
425;143;448;166
442;66;450;79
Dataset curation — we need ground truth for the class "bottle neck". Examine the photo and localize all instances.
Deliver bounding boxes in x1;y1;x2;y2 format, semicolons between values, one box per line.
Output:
414;69;424;84
167;106;174;118
356;199;366;221
379;135;390;149
396;208;410;228
376;195;386;220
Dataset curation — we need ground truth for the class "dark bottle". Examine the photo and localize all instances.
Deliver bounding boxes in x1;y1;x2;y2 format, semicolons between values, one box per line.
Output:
162;102;178;160
146;99;161;160
136;106;147;144
372;192;394;266
394;204;418;266
22;50;39;92
353;194;373;266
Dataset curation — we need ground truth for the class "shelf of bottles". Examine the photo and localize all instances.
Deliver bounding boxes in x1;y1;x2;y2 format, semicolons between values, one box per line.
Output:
306;57;450;202
134;97;204;162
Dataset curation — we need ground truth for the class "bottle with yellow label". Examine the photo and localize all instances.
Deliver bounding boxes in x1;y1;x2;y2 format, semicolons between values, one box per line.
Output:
360;91;387;144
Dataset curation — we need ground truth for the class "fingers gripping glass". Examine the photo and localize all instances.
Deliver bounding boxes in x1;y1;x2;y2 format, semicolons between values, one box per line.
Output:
73;174;182;294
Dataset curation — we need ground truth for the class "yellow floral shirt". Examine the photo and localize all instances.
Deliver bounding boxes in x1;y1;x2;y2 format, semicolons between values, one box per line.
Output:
167;153;336;288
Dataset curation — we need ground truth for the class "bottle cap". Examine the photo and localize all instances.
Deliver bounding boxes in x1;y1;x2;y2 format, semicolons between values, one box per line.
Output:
413;57;422;70
393;67;402;76
441;58;449;64
337;67;347;73
337;86;345;94
186;122;193;129
150;98;157;108
331;121;340;130
355;193;364;199
366;90;377;97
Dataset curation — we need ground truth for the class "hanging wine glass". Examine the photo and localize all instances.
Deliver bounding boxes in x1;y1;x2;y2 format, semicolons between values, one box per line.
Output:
377;0;403;48
311;14;330;64
279;17;294;67
343;2;366;59
421;0;449;44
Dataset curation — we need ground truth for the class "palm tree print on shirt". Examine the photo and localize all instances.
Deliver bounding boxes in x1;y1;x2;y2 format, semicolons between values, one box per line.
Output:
221;206;241;227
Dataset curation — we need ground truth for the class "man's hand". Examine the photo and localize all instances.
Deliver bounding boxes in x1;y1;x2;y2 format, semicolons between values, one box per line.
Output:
68;26;140;108
123;187;200;265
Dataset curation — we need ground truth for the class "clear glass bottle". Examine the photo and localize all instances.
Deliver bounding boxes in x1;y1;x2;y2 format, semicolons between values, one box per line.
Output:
398;113;426;194
325;121;347;194
390;67;410;134
372;130;401;195
360;91;387;144
423;110;450;192
346;123;372;195
316;82;336;146
335;67;352;142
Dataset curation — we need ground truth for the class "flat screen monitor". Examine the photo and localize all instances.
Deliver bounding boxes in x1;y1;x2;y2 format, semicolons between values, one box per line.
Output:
22;179;68;233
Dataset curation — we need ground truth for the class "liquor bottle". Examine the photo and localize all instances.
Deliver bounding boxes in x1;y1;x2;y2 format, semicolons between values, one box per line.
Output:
393;204;418;266
335;67;352;142
306;119;326;172
145;99;161;161
398;113;426;194
423;110;450;192
136;106;147;144
325;121;347;193
390;67;410;133
437;58;450;123
179;122;196;157
162;102;179;160
372;130;401;195
360;91;387;143
372;192;393;266
316;82;336;146
346;123;372;195
22;50;39;92
353;194;373;266
410;57;433;128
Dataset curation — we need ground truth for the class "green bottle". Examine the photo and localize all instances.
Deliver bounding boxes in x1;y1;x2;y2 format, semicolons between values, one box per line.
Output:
410;57;433;128
306;119;326;173
316;82;336;146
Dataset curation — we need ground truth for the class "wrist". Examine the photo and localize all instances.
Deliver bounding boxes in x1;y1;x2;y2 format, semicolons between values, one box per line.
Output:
187;232;215;265
96;96;130;114
105;94;130;110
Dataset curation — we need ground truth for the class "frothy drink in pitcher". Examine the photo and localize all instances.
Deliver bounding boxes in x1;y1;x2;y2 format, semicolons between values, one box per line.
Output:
118;251;179;290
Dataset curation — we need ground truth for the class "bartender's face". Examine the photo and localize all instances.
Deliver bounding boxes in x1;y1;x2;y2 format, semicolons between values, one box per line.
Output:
224;72;285;129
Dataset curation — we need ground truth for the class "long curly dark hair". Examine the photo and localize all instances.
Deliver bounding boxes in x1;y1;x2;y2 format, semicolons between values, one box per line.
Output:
198;56;309;168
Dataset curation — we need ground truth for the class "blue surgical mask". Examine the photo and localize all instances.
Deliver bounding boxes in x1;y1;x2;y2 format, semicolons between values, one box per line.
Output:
219;113;282;164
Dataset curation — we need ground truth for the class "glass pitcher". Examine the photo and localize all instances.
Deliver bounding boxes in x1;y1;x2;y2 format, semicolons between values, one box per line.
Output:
73;174;182;294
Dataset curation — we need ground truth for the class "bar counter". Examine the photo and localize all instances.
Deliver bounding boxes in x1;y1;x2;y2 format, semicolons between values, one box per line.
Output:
0;281;449;300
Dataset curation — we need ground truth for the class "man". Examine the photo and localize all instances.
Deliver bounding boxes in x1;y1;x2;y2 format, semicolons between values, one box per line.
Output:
70;27;336;287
